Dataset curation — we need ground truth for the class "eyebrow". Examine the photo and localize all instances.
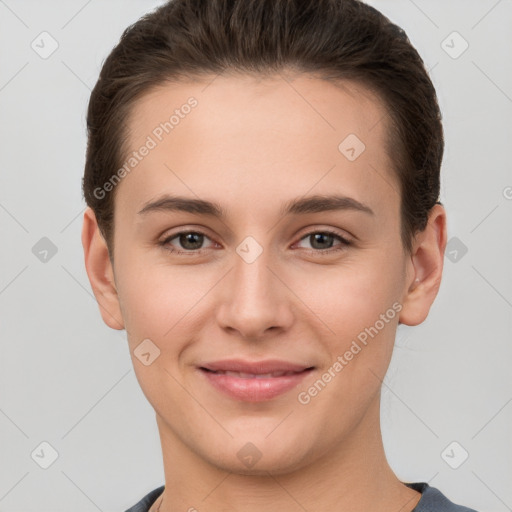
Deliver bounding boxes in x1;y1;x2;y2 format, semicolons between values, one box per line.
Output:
137;194;374;218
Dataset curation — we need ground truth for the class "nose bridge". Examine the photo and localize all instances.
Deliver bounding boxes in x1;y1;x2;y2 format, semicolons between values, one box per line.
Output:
232;237;277;310
216;235;291;338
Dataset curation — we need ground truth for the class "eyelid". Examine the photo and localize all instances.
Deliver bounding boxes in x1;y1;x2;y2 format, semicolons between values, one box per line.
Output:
294;226;353;245
159;227;217;252
159;226;353;255
292;229;352;255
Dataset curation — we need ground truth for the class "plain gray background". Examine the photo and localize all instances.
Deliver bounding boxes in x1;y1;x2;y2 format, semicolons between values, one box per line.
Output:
0;0;511;511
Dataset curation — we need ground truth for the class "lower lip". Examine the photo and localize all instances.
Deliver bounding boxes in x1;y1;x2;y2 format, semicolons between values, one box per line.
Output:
199;368;313;402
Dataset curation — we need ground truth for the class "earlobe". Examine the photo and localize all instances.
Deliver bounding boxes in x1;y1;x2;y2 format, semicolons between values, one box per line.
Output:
81;207;125;330
399;204;448;326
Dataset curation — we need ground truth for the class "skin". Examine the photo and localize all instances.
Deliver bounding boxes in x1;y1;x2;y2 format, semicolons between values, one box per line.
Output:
82;72;447;512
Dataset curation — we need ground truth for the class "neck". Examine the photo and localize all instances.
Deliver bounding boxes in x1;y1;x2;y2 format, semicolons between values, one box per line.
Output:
153;394;421;512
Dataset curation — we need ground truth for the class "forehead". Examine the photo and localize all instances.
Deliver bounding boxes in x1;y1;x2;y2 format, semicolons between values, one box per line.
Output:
116;73;399;223
128;72;389;148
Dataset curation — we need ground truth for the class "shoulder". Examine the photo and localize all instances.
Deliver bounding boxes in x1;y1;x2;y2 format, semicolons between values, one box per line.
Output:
124;485;164;512
125;482;481;512
406;482;480;512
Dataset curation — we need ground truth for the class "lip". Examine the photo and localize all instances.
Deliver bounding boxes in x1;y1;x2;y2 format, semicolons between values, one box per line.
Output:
198;359;314;402
200;359;312;374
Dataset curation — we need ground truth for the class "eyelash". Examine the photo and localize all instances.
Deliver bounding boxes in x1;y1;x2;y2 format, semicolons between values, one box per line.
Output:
159;229;352;256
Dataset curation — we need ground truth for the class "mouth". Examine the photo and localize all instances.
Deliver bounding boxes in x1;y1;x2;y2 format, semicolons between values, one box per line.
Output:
197;360;315;402
200;368;309;379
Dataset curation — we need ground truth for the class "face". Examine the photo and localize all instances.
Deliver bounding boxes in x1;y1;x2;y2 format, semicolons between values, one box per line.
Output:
91;73;426;475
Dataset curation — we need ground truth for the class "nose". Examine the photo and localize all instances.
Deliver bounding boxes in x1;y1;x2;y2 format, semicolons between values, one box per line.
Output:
215;245;294;341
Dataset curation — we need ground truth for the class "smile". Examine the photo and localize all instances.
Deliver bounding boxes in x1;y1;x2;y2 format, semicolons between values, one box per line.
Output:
198;362;314;402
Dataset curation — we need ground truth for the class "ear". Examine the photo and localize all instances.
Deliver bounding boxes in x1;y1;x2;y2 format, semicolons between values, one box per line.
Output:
399;204;448;326
81;207;124;330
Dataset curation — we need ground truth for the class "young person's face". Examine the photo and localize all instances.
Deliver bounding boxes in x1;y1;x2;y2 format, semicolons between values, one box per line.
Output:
83;73;446;475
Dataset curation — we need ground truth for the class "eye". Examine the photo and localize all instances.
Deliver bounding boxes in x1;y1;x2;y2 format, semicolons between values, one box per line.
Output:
160;230;215;255
294;230;351;254
159;228;352;257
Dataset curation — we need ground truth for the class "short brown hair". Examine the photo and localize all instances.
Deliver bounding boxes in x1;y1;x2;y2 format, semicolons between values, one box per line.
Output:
82;0;443;259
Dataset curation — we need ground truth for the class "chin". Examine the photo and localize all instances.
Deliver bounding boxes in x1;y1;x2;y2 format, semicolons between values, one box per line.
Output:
202;442;312;477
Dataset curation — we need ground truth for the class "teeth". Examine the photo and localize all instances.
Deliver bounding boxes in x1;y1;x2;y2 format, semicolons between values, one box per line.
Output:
213;370;298;378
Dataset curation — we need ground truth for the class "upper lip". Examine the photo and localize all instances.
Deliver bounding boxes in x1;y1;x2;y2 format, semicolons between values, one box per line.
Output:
199;359;314;374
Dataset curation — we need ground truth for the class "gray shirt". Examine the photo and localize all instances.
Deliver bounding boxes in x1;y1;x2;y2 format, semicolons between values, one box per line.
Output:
124;482;479;512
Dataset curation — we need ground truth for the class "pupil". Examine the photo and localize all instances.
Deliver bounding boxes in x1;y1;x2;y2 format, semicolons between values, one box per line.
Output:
177;233;334;251
181;233;203;250
312;233;332;250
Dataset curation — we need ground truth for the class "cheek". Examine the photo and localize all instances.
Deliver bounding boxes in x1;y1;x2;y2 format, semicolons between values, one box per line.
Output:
296;257;402;328
295;254;404;386
115;264;201;405
119;254;402;330
115;254;219;353
115;233;405;348
119;272;186;340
